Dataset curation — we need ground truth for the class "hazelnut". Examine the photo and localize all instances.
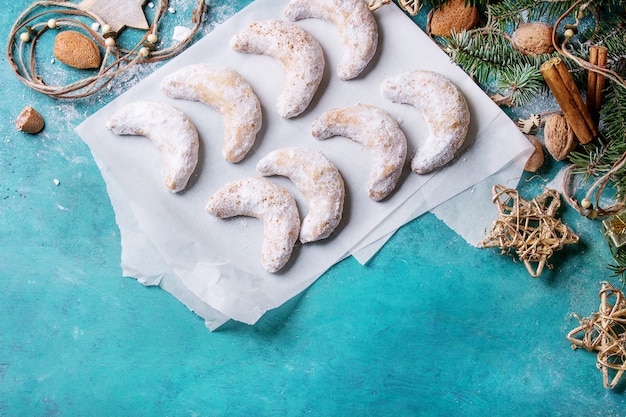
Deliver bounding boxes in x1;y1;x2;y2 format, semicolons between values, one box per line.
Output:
524;134;544;172
15;106;45;134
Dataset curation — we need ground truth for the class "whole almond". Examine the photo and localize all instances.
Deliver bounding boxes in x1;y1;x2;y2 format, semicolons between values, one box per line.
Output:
15;106;45;134
512;22;555;56
53;30;101;69
524;134;544;172
544;114;578;161
430;0;480;37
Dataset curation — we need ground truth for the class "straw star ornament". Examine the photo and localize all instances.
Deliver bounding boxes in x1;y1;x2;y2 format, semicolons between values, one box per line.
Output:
480;184;579;277
568;282;626;389
77;0;149;33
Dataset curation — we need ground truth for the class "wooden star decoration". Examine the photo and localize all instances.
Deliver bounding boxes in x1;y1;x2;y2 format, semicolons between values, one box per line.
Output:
517;114;541;134
479;184;579;277
567;282;626;389
77;0;149;33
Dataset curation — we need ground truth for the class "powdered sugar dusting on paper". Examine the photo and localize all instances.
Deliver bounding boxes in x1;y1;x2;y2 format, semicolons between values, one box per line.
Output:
202;2;250;35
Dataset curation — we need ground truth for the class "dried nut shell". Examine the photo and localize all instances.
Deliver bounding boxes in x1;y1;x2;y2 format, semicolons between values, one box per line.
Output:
524;134;544;172
430;0;480;37
512;22;555;56
53;30;101;69
15;106;45;134
544;114;578;161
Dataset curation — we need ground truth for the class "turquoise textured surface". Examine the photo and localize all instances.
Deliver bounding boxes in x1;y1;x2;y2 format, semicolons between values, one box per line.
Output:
2;1;625;415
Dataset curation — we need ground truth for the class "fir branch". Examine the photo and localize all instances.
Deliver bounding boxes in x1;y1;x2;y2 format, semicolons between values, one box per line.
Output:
439;28;518;85
436;0;621;105
607;261;626;281
487;0;577;31
421;0;490;9
565;80;626;217
439;28;565;104
593;83;626;200
568;139;614;181
591;0;626;12
601;83;626;144
497;63;544;106
589;12;626;75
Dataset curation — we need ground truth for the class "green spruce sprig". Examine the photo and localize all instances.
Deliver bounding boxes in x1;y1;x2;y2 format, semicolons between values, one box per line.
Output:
438;27;557;106
439;28;514;85
497;62;545;106
568;84;626;197
487;0;578;31
434;0;624;106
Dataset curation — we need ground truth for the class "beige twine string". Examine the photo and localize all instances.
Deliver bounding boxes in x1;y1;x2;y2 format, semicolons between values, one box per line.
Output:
561;156;626;219
7;0;206;99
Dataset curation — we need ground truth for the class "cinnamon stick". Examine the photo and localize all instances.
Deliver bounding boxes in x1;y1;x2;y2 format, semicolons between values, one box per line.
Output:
587;45;608;124
595;46;608;121
587;46;598;119
541;57;598;144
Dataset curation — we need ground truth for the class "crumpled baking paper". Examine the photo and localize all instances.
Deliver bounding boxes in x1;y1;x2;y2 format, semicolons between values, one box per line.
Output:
76;0;534;330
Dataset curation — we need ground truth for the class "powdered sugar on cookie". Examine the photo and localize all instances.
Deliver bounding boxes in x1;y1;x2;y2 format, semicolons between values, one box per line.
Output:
161;63;262;163
380;70;470;175
312;103;407;201
230;19;324;118
206;177;301;273
257;147;345;243
283;0;378;80
106;100;199;193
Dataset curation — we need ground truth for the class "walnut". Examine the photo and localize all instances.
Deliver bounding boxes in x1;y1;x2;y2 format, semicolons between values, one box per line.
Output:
544;114;578;161
512;22;555;56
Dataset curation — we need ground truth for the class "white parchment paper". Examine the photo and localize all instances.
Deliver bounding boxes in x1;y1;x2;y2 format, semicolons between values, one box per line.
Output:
77;0;533;329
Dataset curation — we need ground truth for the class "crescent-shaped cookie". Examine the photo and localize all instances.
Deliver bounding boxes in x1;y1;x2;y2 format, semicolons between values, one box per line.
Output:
229;19;324;119
283;0;378;80
206;177;301;273
256;147;345;244
311;103;407;201
106;101;199;193
380;70;470;175
160;63;262;163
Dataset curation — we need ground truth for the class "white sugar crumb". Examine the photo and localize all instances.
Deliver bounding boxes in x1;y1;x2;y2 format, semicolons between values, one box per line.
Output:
173;26;192;42
91;22;100;31
148;2;154;8
168;6;176;13
53;178;60;186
